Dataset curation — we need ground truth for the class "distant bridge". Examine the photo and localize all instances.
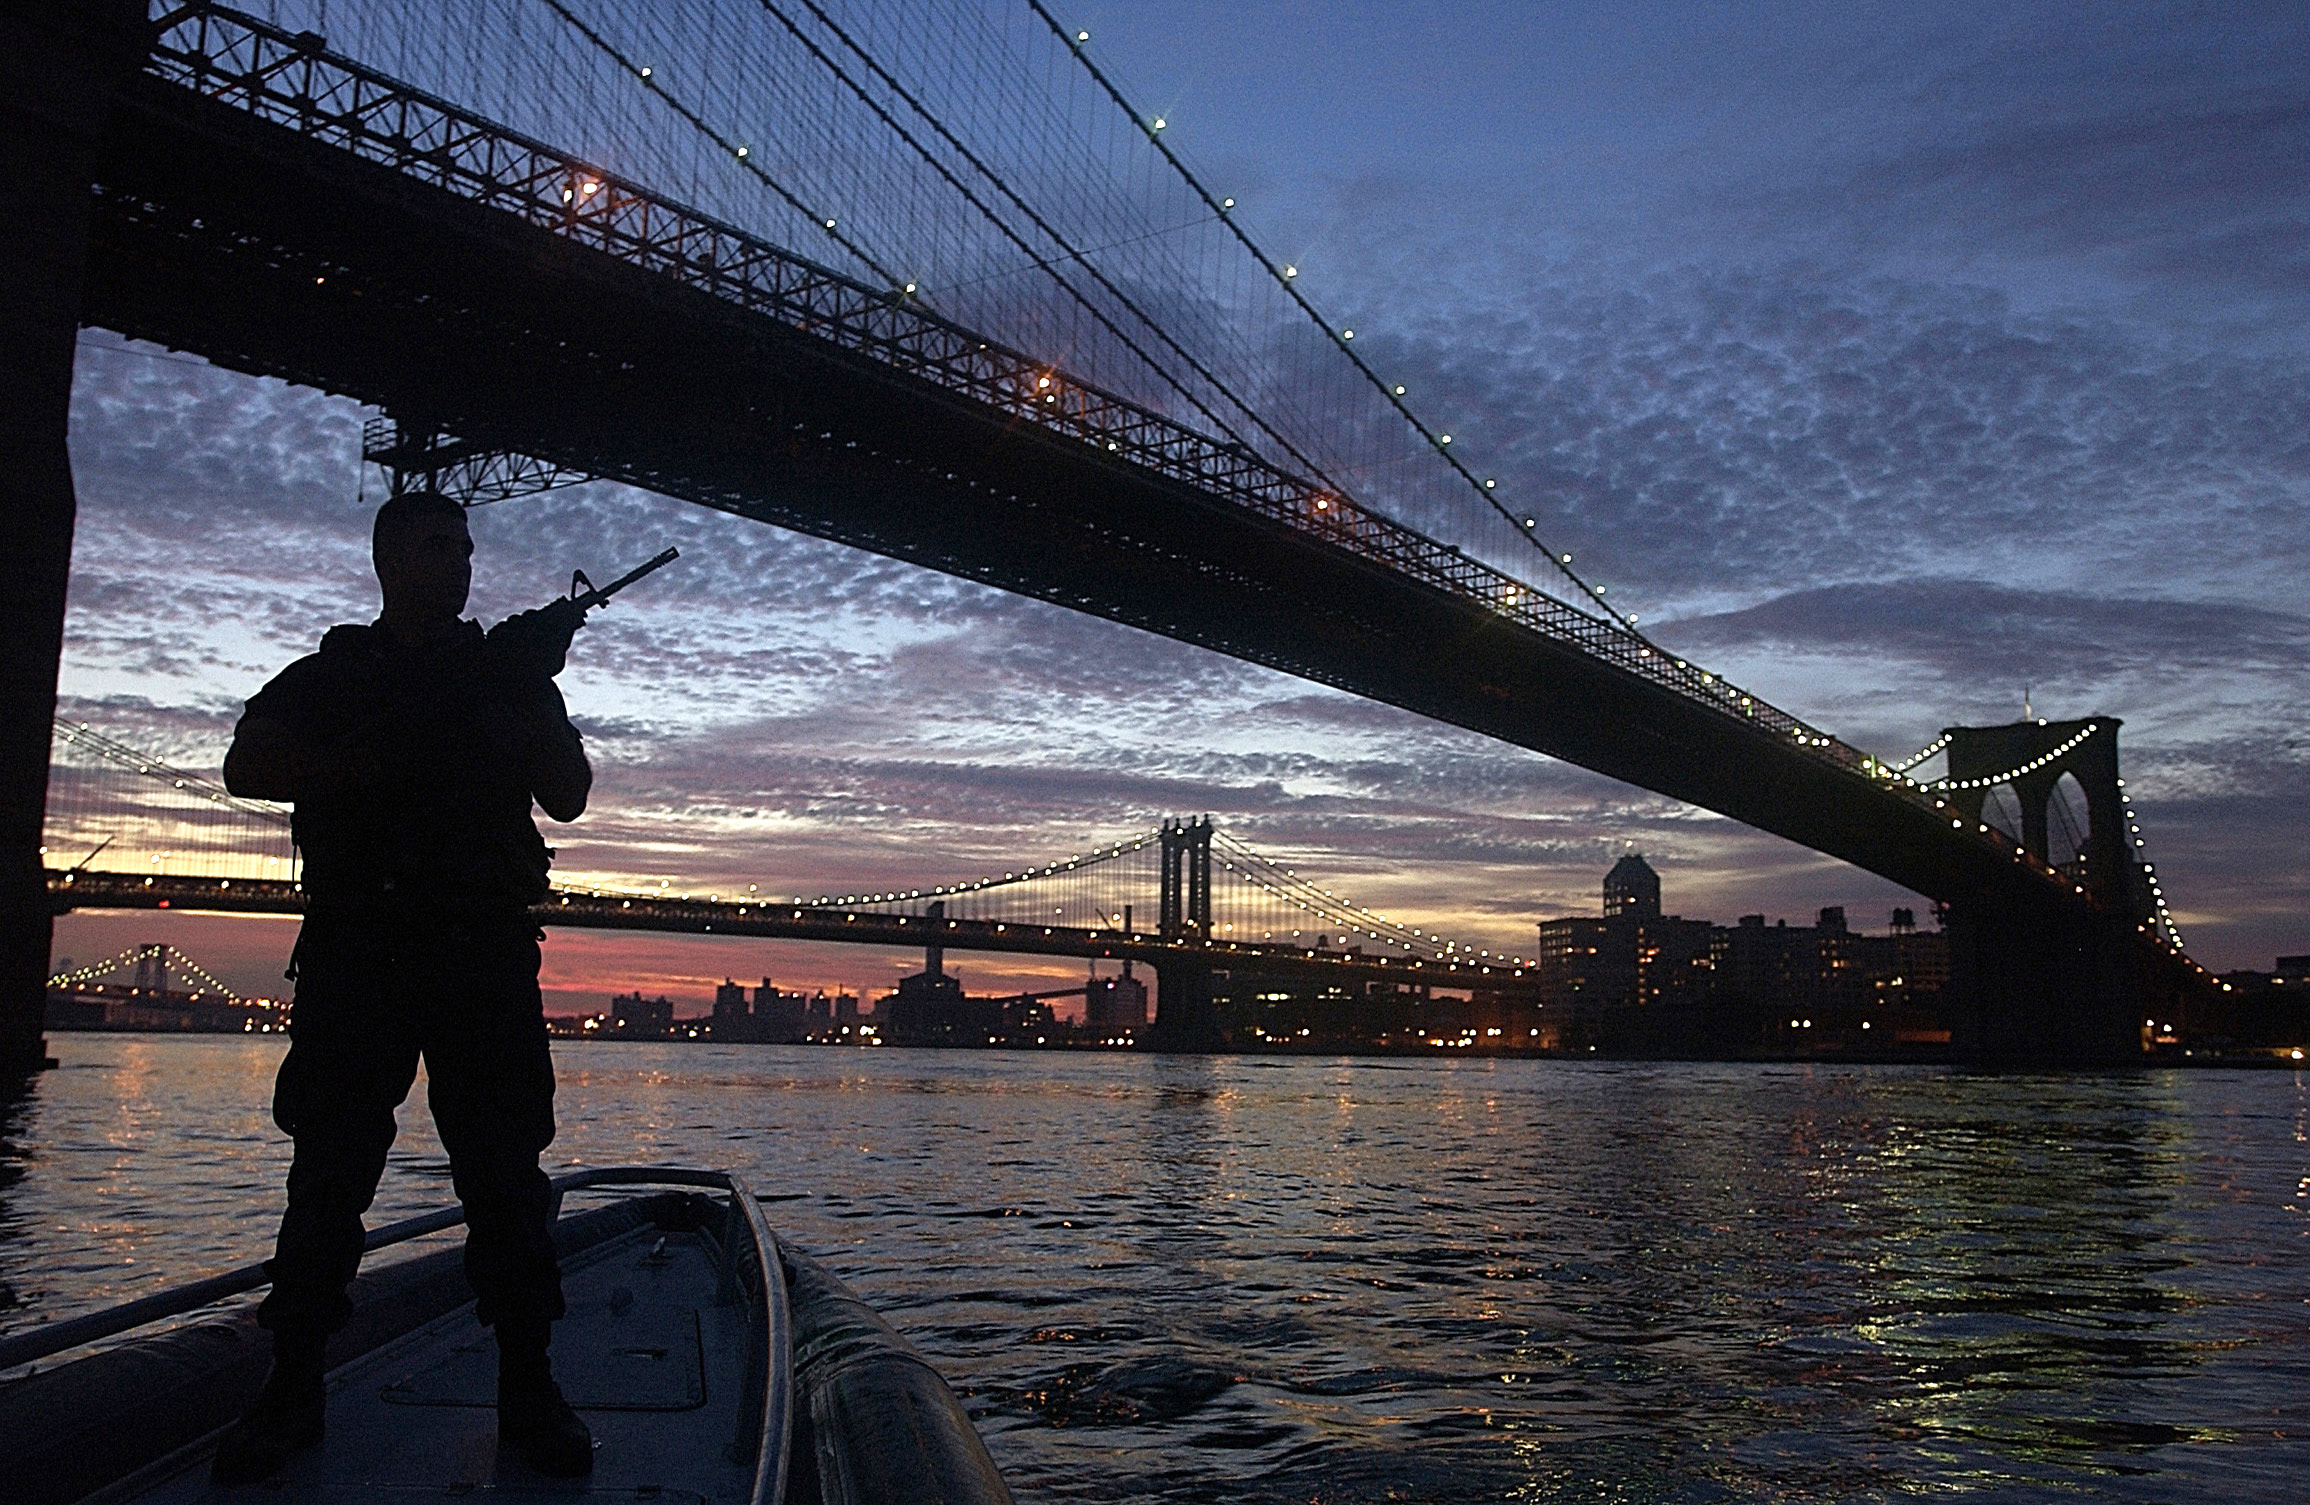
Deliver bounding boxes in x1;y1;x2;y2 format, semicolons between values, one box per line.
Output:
4;2;2210;1065
43;722;1540;1032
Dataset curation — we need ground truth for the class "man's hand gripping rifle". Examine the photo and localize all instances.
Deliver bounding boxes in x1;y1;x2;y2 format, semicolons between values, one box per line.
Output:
485;547;681;680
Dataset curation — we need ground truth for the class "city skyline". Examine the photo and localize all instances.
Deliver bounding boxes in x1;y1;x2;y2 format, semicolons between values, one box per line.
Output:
48;0;2309;1007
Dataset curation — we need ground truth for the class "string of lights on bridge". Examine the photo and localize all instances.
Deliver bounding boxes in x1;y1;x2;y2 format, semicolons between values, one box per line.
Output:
45;943;252;1005
1207;830;1530;967
2121;780;2187;949
1871;719;2187;954
1035;3;1641;640
1926;723;2100;793
764;823;1527;967
794;829;1162;910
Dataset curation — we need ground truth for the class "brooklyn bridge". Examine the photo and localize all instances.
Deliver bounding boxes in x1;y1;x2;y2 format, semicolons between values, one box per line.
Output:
4;1;2211;1069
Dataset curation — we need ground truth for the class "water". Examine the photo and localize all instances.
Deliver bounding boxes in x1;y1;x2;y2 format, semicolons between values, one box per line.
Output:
4;1036;2307;1502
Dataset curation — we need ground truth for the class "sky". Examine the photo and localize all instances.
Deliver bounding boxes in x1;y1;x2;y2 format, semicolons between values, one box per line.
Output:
49;0;2310;1012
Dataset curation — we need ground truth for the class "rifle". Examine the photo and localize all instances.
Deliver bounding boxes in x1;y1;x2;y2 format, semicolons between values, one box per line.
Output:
486;546;682;678
567;547;680;612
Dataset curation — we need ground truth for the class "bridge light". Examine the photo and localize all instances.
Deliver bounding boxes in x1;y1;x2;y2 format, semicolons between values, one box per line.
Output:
640;65;652;77
1152;117;1166;130
1438;434;1452;445
735;147;748;159
1342;329;1354;339
1077;29;1090;41
1222;196;1236;209
1284;265;1297;278
1523;517;1535;527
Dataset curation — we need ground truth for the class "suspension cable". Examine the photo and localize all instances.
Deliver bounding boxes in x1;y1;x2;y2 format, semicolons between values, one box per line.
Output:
534;0;908;289
1023;0;1638;635
771;0;1355;495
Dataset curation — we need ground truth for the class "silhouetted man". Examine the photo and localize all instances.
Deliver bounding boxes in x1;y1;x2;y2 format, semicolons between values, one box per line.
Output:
214;490;594;1482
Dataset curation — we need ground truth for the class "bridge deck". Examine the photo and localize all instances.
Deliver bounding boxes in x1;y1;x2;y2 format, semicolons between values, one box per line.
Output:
47;871;1532;990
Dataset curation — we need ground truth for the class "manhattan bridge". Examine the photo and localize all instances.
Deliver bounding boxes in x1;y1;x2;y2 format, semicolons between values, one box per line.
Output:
3;0;2209;1068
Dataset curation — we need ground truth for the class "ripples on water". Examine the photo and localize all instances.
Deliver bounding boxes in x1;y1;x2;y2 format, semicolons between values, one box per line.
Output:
4;1037;2307;1501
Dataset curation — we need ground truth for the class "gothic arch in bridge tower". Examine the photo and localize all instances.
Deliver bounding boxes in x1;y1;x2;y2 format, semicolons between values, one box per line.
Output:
1940;718;2136;916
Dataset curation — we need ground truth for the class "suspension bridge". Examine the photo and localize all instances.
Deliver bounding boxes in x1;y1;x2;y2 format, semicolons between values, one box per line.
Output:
42;720;1545;1044
4;1;2211;1069
44;941;288;1034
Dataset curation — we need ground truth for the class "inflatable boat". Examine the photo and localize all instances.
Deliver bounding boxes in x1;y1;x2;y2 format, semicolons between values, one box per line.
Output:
0;1167;1013;1504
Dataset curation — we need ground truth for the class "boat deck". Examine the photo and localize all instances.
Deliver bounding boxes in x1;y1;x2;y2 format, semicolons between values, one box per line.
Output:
104;1222;761;1503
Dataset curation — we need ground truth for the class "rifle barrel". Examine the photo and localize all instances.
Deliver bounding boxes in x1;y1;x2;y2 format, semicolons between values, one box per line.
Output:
574;547;680;610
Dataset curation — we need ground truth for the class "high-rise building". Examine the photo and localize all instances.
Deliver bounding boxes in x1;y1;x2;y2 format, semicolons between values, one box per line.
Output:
1603;852;1662;918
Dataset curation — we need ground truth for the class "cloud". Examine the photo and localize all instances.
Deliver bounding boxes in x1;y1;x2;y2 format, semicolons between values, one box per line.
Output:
1343;267;2310;620
1661;579;2310;682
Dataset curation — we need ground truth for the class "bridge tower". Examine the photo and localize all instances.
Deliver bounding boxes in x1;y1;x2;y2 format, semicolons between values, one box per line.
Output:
1151;817;1220;1052
132;944;168;997
1157;818;1213;941
0;1;147;1078
1943;718;2133;910
1935;717;2167;1064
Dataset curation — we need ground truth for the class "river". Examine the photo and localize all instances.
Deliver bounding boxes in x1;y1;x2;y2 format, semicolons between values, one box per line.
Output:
3;1036;2306;1502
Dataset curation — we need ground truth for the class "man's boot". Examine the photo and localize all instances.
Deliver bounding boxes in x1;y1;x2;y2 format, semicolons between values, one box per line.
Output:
211;1328;327;1484
496;1319;593;1476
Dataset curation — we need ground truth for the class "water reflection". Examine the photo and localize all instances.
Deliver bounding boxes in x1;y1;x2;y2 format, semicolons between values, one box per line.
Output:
4;1040;2306;1501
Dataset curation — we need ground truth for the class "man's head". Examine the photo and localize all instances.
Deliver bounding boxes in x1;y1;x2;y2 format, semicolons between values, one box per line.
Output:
372;490;472;629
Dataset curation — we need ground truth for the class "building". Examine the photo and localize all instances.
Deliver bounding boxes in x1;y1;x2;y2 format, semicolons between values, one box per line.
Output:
1543;854;1953;1056
1083;963;1149;1043
2193;956;2310;1056
709;977;811;1043
1536;854;1712;1046
1603;850;1661;918
880;932;1001;1046
1713;907;1951;1053
604;991;675;1039
1535;916;1623;1008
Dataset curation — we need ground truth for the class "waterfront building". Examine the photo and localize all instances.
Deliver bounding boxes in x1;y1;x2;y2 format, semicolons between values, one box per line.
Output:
1083;963;1148;1043
2193;956;2310;1056
1535;916;1622;1008
604;991;676;1038
1542;855;1953;1056
707;977;810;1043
881;940;1001;1046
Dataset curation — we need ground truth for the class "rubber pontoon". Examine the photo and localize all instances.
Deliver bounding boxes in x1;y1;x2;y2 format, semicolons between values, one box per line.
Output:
0;1167;1013;1504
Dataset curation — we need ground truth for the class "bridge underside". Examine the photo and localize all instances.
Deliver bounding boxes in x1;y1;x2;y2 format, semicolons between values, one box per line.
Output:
7;64;2196;1065
81;75;2023;902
